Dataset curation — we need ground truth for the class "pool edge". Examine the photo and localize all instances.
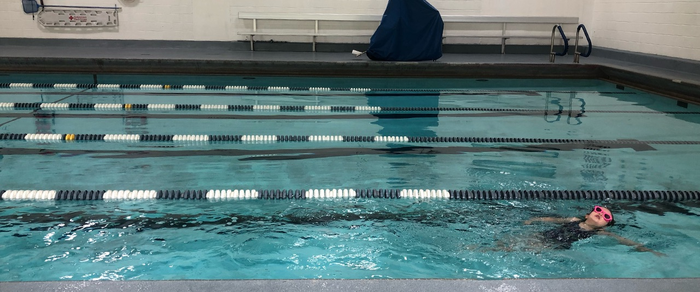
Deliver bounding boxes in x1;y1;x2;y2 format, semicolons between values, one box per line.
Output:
1;56;698;105
0;56;601;78
2;278;698;292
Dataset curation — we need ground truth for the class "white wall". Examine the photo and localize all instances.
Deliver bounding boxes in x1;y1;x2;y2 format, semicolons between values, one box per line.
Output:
591;0;699;61
0;0;697;61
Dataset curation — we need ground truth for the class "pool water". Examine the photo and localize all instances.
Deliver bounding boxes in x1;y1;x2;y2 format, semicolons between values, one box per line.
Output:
1;200;699;280
0;74;699;281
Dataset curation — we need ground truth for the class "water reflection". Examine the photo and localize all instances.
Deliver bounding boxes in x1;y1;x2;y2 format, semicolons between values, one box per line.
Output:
544;92;585;125
366;91;439;137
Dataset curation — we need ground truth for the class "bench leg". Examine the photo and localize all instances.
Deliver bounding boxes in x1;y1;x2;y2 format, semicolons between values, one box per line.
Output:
250;35;255;51
312;36;316;52
501;23;507;54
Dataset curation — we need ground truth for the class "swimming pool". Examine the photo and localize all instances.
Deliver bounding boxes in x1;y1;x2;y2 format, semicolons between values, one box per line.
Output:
0;74;699;281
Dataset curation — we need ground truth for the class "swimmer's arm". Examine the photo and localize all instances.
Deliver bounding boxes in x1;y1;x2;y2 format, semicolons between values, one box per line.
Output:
524;217;579;225
598;230;667;257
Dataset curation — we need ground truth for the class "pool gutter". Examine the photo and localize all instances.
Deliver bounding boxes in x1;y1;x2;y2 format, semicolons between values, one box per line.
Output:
2;278;699;292
598;65;700;106
0;56;602;78
0;56;698;105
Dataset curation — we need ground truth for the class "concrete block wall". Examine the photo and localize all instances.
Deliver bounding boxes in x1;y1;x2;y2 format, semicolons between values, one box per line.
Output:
0;0;697;61
590;0;699;61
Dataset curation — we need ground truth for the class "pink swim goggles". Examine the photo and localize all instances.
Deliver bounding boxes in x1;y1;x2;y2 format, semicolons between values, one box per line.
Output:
593;205;613;222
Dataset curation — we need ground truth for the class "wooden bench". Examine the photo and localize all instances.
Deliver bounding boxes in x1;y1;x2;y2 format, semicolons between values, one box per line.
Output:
238;13;579;53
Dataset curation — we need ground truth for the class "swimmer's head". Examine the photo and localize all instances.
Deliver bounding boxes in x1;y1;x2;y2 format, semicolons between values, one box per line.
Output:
585;205;615;228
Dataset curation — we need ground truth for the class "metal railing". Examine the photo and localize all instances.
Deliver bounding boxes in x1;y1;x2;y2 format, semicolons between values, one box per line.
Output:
574;24;592;63
549;25;569;62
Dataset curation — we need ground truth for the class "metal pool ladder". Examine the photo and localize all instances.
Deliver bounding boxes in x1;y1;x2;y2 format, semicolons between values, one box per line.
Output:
549;24;569;63
574;24;592;63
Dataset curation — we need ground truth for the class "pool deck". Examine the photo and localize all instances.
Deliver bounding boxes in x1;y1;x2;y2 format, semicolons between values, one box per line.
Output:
1;39;699;291
0;39;697;85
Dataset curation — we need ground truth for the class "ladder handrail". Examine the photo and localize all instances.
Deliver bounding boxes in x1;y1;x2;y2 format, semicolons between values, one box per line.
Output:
549;25;569;62
574;24;592;63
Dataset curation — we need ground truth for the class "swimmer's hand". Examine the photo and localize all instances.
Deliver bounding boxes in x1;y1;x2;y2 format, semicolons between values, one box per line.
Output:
635;245;667;257
523;219;533;225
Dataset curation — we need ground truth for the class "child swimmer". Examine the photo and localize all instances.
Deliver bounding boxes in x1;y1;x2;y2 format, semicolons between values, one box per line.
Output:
523;205;665;256
486;205;665;256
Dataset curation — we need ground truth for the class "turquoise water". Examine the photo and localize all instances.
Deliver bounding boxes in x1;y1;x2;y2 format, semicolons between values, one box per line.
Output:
1;200;699;280
0;74;700;280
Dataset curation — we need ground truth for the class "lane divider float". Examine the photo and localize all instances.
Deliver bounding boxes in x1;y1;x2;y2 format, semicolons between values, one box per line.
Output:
2;133;700;145
0;82;637;96
0;102;526;113
4;102;695;115
0;189;697;201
